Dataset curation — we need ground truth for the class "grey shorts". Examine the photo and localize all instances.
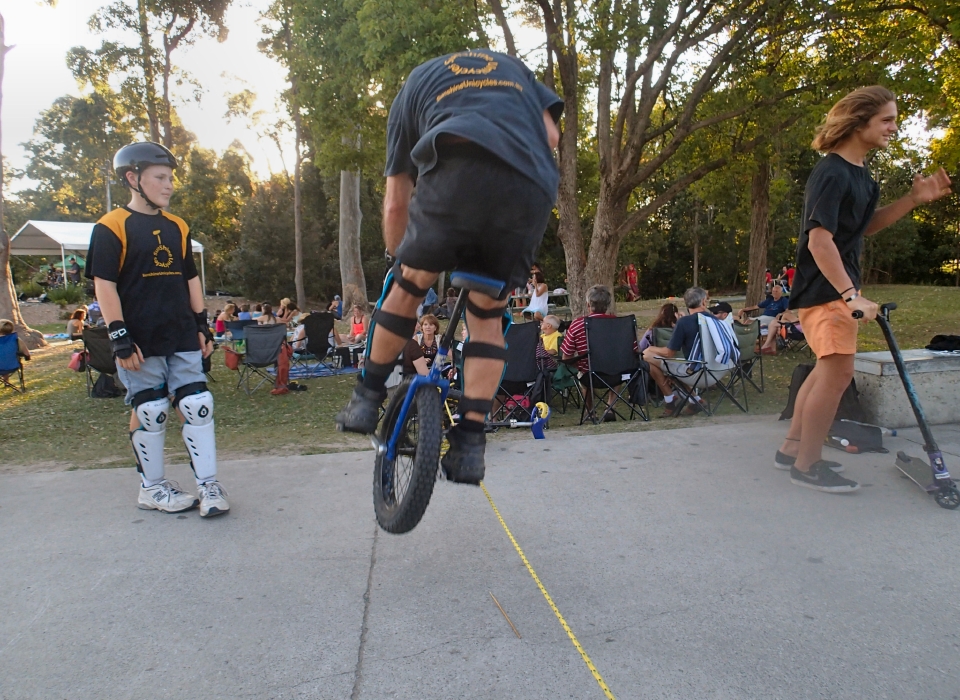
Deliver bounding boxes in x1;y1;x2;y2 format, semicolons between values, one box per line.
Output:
115;351;206;405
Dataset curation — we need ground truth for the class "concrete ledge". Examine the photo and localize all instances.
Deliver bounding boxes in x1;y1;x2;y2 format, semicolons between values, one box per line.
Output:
854;349;960;428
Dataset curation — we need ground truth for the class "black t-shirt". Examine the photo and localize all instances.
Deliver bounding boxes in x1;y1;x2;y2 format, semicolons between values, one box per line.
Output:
668;312;704;359
402;338;424;376
789;153;880;310
86;207;200;358
384;50;564;200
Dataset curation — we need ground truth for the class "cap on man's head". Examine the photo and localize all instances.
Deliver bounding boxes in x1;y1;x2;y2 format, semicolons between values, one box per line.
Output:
710;301;733;315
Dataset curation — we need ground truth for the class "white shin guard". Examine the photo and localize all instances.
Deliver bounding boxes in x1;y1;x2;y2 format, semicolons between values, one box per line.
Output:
131;397;170;483
178;391;217;483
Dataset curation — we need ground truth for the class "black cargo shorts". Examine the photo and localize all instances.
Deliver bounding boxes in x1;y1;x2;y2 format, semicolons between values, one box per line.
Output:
395;142;554;300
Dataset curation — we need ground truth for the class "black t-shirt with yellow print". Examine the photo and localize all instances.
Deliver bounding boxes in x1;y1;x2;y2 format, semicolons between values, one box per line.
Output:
86;207;200;358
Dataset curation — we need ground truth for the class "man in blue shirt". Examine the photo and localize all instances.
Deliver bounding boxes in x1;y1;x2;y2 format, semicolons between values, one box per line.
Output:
336;50;563;485
738;284;789;327
642;287;710;417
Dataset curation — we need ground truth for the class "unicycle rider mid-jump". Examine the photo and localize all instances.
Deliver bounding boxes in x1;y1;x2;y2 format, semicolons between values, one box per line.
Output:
86;142;229;517
336;50;563;484
775;86;951;493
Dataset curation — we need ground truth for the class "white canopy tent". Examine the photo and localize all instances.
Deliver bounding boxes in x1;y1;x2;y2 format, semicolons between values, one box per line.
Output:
9;220;207;295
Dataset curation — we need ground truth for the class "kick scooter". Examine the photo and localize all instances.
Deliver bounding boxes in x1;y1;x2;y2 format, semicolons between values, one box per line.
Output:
371;270;549;534
858;303;960;510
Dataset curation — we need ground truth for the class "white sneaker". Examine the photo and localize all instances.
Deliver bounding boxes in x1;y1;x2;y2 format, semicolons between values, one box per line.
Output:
138;480;199;513
198;481;230;518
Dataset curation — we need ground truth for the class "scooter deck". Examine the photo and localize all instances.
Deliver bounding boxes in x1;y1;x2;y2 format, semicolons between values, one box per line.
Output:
895;451;938;493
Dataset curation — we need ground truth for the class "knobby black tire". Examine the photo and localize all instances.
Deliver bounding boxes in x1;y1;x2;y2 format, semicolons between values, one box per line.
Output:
373;378;442;533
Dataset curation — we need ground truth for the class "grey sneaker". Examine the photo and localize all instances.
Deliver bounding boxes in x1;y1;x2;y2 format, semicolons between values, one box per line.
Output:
198;480;230;517
336;383;386;434
138;480;199;513
790;462;859;493
775;451;844;472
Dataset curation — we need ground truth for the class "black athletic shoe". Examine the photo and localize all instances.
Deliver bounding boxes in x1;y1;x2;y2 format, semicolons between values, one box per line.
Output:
441;428;486;485
790;461;859;493
335;383;386;434
775;451;844;472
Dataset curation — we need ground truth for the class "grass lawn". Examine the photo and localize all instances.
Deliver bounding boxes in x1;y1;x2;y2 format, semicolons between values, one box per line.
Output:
3;284;956;472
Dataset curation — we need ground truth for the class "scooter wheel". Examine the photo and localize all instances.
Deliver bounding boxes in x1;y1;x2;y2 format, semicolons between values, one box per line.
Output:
933;485;960;510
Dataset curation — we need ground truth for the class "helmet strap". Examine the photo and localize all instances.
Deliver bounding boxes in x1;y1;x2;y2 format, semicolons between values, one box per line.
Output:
135;170;163;212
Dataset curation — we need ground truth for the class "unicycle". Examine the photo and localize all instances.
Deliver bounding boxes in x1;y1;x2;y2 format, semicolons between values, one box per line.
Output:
858;303;960;510
372;271;508;534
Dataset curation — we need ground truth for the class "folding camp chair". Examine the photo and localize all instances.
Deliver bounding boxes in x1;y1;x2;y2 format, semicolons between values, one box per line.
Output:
225;319;258;342
493;321;547;424
579;315;649;424
777;319;809;354
292;312;338;372
732;320;763;398
661;314;744;416
0;334;25;394
237;324;287;395
82;326;122;398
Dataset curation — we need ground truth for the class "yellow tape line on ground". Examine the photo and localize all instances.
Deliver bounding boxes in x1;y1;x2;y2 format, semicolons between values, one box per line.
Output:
480;482;616;700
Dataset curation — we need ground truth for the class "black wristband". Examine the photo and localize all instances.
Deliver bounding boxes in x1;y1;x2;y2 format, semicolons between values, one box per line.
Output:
195;310;213;343
108;321;134;359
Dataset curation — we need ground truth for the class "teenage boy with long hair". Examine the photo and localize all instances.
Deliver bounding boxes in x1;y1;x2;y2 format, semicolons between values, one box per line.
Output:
775;86;951;492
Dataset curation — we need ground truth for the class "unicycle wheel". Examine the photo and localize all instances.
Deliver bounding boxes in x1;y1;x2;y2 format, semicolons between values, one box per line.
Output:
934;484;960;510
373;378;442;533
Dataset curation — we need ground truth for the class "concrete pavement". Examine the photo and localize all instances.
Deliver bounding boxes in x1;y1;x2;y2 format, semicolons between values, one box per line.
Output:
2;419;960;699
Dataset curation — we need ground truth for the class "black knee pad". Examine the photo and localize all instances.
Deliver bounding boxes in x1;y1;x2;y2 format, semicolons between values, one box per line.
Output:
132;386;168;408
172;382;209;409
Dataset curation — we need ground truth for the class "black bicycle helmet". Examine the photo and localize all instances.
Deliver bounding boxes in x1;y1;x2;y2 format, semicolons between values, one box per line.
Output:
113;142;177;209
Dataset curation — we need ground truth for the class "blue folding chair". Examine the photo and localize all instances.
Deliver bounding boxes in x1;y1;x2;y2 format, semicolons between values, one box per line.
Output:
0;333;25;394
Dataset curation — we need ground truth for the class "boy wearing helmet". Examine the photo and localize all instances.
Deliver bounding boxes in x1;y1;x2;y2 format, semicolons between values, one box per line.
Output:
85;142;229;517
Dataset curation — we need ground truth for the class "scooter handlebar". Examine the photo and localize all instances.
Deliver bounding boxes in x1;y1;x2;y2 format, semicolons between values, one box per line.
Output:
852;302;897;321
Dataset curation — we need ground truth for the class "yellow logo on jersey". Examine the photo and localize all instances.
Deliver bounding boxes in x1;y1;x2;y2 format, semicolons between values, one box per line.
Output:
151;230;173;269
444;51;498;76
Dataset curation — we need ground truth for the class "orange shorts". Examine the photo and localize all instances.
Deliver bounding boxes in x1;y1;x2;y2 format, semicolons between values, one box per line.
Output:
798;299;858;358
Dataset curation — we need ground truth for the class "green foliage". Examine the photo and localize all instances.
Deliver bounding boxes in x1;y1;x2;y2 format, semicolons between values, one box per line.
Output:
16;281;43;299
46;285;86;307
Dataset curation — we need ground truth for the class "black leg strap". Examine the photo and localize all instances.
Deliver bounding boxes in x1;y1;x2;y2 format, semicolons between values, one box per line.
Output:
173;382;209;408
131;385;168;408
465;298;507;319
462;341;509;361
392;264;431;299
363;358;396;377
457;396;494;416
371;308;417;339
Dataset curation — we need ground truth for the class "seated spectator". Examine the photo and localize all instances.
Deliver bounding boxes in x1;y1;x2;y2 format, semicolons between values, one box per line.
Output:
402;334;429;377
418;286;439;317
276;298;294;324
328;295;343;320
639;303;679;353
708;301;735;327
761;309;800;355
66;308;87;340
418;314;440;368
642;287;710;417
345;304;368;344
216;303;237;335
436;288;458;319
764;268;773;294
561;285;636;420
252;303;263;319
737;285;789;327
0;319;30;361
540;315;561;356
257;303;279;325
237;303;252;321
282;302;301;326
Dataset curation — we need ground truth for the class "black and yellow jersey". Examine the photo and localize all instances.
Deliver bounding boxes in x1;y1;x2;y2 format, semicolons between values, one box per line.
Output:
86;207;200;358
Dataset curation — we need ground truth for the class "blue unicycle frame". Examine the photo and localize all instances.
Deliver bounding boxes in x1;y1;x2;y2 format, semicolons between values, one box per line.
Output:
375;270;510;463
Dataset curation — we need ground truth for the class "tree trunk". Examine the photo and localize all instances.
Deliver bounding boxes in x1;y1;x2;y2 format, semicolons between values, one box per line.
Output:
293;107;305;310
137;0;161;143
746;159;770;307
339;166;368;312
488;0;516;56
0;14;43;349
585;181;627;312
